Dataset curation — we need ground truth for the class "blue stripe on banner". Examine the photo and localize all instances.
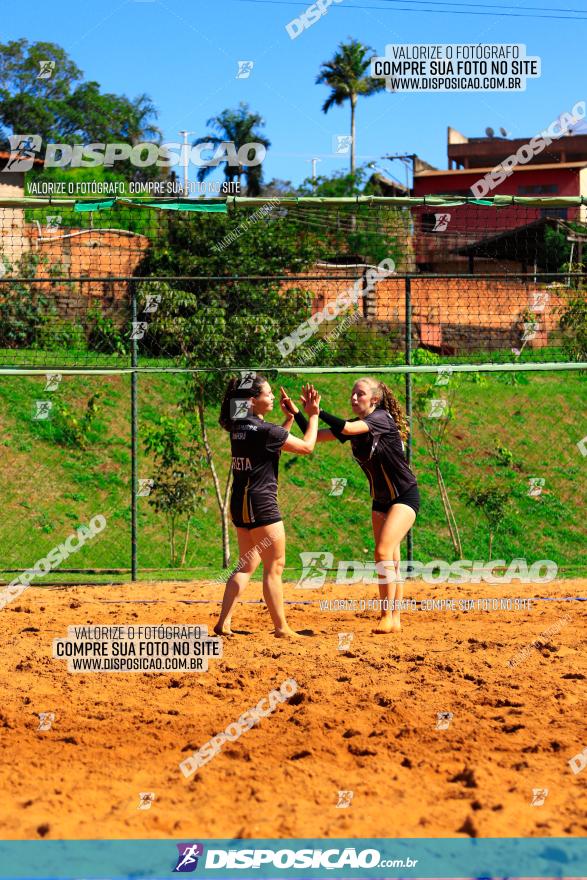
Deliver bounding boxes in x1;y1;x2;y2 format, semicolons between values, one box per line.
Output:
0;838;585;878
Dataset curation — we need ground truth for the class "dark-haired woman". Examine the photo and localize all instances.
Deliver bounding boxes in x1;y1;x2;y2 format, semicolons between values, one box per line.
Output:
285;377;418;634
215;376;320;639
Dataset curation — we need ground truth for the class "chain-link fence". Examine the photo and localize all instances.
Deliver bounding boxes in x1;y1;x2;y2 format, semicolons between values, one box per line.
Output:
0;198;585;584
1;367;585;585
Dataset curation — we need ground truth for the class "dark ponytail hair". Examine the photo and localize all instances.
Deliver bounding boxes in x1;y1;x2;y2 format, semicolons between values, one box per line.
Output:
359;376;409;442
219;373;269;431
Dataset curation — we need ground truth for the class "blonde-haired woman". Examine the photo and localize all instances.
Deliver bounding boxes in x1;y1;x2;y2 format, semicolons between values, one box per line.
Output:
285;377;419;633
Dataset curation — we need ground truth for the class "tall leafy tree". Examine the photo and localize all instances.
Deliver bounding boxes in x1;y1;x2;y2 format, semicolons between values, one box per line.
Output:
316;39;384;174
138;212;326;565
0;39;81;104
0;39;161;154
193;102;270;196
297;167;406;265
126;93;162;145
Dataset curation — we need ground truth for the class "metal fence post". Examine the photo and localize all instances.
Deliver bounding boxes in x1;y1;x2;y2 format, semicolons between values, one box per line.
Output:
405;275;414;567
131;281;138;582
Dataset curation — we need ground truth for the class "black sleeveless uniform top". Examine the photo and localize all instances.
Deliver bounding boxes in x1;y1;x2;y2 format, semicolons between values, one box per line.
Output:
349;408;417;504
228;415;289;527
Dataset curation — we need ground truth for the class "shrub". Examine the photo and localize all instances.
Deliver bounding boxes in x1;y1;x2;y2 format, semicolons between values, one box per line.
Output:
0;252;50;348
51;393;102;449
558;287;587;362
328;323;403;366
462;480;511;559
86;305;129;354
494;443;514;467
34;309;87;352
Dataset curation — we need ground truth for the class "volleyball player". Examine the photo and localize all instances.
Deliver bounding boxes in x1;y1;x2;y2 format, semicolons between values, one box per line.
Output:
214;376;320;639
284;377;418;633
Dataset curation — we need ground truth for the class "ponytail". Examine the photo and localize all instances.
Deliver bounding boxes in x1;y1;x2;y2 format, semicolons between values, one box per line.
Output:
358;376;409;442
377;382;410;443
219;373;268;431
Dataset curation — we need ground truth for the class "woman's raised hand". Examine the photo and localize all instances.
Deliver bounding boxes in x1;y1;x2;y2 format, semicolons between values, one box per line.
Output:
280;386;298;416
299;382;313;410
303;384;321;416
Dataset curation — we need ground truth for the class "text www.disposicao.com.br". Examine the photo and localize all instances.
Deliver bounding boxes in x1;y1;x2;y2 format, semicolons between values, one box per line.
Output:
70;657;202;671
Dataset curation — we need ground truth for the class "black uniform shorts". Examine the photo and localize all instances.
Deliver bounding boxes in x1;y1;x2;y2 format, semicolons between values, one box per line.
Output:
372;484;420;515
230;485;282;530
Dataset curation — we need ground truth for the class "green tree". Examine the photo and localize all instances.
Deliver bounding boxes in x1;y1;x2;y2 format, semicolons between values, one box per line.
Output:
0;250;62;348
0;38;162;183
558;286;587;361
139;213;325;565
298;167;367;197
414;373;463;557
126;93;162;145
316;39;385;174
298;167;406;264
143;415;207;567
463;481;511;559
193;102;270;196
0;38;81;95
260;178;299;197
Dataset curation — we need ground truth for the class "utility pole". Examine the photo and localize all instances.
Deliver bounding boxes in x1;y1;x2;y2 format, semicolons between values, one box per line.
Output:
307;157;321;191
382;153;417;194
179;130;196;196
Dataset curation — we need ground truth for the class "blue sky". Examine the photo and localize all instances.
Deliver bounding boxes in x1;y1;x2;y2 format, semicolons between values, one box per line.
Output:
3;0;586;188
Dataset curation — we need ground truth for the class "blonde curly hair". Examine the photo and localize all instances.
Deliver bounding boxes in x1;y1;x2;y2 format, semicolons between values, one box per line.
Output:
357;377;409;442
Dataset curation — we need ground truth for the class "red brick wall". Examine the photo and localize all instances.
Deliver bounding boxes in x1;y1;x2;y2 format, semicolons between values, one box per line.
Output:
281;266;564;352
375;276;562;350
25;224;150;318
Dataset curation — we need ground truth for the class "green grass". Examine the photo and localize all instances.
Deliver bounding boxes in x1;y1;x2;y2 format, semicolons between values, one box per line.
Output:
0;362;586;584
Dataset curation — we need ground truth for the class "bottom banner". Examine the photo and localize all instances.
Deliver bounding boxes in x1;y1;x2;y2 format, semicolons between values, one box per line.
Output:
0;838;585;878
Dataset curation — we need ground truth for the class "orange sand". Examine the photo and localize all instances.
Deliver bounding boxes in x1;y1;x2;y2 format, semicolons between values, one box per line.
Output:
0;578;585;840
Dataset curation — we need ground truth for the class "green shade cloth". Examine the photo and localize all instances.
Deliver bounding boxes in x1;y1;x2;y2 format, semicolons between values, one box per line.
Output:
120;199;228;212
73;198;227;213
73;199;116;212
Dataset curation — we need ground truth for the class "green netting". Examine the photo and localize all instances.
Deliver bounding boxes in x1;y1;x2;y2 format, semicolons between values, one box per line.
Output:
0;199;585;371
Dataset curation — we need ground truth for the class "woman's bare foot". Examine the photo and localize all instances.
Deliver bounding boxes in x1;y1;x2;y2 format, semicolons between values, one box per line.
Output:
373;614;401;634
213;623;234;637
274;626;303;639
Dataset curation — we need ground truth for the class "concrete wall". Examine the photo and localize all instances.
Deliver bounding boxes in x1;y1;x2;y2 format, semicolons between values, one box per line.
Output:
580;168;587;224
413;166;584;222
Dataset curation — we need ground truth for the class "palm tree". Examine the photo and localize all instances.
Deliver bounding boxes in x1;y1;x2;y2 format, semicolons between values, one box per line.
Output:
193;102;270;196
316;39;384;174
121;93;162;184
127;93;162;145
